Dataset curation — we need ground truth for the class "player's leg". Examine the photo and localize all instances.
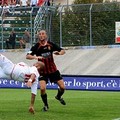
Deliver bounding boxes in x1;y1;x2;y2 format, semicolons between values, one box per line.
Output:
19;39;25;49
29;81;38;114
29;93;35;114
50;70;66;105
0;67;10;79
11;41;15;49
0;54;14;75
56;79;66;105
39;76;49;111
6;40;10;49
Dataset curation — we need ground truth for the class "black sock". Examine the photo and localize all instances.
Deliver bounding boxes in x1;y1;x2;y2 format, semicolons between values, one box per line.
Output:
41;93;48;107
56;89;64;99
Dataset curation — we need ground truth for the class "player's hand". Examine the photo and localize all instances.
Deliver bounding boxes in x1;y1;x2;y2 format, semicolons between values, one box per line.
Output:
29;106;35;114
26;81;32;87
53;51;60;55
34;56;44;60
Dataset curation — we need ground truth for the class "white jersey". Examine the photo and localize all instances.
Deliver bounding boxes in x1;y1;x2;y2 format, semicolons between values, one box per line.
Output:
30;0;37;6
21;0;28;6
12;62;39;95
0;54;39;95
11;62;39;82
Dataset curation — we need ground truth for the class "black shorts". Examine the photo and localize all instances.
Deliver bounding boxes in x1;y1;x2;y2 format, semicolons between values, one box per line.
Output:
39;70;63;83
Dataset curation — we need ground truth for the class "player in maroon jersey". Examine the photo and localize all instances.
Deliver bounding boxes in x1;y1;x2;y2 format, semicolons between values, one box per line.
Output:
26;30;66;111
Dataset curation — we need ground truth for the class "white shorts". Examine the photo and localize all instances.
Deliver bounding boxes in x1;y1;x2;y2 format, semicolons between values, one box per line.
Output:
0;54;14;79
31;80;38;95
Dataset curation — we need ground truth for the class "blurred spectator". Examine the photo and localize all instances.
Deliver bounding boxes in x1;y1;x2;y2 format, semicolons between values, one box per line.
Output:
20;0;29;13
20;0;29;7
9;0;16;13
27;0;30;6
16;0;20;7
6;30;16;49
2;3;12;19
37;0;50;6
45;0;50;6
19;30;31;49
0;0;2;5
30;0;38;14
37;0;44;6
0;5;2;14
30;0;37;7
10;0;16;6
2;0;8;6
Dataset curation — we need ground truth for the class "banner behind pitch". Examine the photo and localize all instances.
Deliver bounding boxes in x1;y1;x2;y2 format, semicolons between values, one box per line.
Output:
1;75;120;91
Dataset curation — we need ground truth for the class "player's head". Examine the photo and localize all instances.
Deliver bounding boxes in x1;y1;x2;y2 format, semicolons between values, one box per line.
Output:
38;30;48;41
33;61;45;72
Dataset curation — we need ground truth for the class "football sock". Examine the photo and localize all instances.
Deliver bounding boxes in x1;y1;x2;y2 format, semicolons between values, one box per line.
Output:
41;93;48;107
56;89;64;99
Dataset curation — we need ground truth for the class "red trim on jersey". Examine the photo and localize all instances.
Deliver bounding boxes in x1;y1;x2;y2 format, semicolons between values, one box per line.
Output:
49;57;57;73
40;57;57;75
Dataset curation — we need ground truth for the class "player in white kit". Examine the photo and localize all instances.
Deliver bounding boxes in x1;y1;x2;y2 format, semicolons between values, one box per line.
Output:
0;54;45;114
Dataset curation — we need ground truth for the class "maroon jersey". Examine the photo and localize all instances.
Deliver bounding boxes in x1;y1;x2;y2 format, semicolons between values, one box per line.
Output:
0;0;2;5
28;41;63;75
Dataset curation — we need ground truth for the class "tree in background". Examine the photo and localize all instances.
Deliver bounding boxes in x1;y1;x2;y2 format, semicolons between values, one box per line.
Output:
4;0;120;47
50;5;60;45
74;0;103;4
57;0;120;46
59;0;103;46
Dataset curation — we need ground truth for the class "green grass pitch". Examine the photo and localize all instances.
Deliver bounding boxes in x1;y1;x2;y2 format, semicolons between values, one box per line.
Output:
0;89;120;120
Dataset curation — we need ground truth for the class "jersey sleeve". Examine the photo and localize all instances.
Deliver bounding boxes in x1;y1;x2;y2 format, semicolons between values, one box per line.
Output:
50;41;63;52
30;66;39;80
27;43;38;55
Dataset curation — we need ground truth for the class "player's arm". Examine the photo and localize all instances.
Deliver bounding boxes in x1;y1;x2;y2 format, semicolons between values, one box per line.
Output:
26;54;37;60
50;41;65;55
26;73;36;87
26;46;39;60
26;50;44;60
54;49;65;55
26;54;43;60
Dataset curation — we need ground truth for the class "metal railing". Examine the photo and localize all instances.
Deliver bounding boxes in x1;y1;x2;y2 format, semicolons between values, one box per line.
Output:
50;2;120;47
1;2;120;49
34;6;46;43
0;6;35;49
33;4;56;43
1;8;4;49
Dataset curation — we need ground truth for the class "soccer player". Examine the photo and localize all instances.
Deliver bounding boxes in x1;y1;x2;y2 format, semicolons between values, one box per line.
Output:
26;30;66;111
0;54;45;114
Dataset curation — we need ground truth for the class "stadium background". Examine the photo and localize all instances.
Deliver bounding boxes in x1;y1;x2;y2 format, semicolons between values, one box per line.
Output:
1;0;120;90
1;1;120;120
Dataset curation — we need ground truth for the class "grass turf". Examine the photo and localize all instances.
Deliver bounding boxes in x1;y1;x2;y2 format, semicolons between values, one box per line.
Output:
0;89;120;120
